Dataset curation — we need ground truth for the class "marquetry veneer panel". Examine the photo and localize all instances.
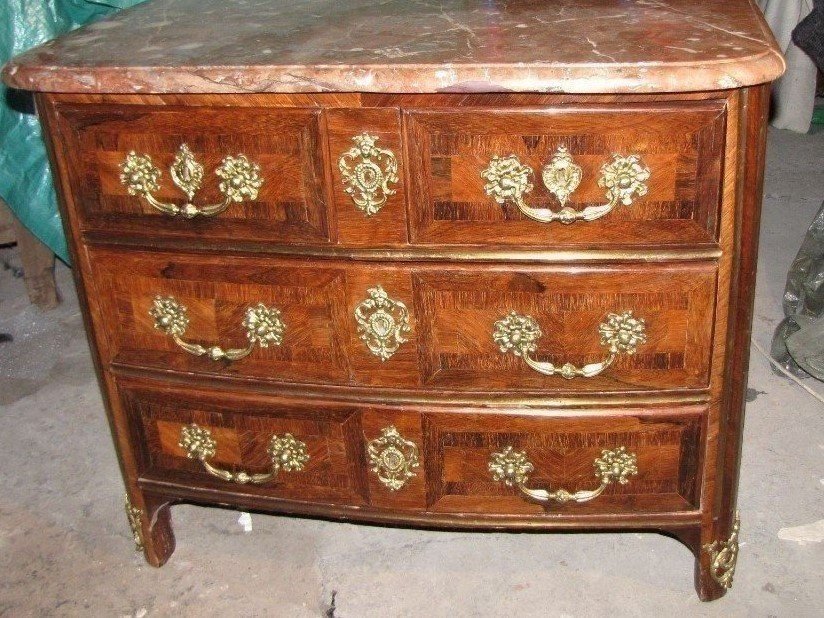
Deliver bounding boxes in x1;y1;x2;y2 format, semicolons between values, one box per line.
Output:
424;407;704;515
53;104;331;244
123;382;368;504
89;247;351;385
413;263;717;391
405;102;725;248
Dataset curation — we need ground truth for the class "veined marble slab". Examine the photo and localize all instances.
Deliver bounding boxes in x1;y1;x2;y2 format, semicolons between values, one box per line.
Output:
2;0;785;94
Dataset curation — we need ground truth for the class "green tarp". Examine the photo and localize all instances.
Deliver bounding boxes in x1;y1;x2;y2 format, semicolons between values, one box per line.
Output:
1;0;145;263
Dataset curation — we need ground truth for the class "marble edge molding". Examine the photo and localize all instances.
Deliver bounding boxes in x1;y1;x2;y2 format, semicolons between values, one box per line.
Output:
1;50;786;95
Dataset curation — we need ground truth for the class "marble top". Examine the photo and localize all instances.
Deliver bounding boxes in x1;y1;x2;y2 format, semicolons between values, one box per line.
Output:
2;0;785;94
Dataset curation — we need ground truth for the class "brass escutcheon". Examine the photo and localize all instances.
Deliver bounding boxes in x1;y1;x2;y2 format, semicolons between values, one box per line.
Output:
338;132;399;216
354;286;411;361
367;426;420;491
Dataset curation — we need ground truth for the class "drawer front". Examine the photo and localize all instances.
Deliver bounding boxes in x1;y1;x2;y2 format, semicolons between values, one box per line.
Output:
90;248;352;385
55;104;331;244
405;102;725;248
326;108;409;245
89;248;716;392
123;382;369;504
122;378;703;518
53;99;726;252
426;407;704;515
413;264;716;391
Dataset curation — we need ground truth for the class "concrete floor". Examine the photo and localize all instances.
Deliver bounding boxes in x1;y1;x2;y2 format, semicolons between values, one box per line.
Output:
1;127;823;617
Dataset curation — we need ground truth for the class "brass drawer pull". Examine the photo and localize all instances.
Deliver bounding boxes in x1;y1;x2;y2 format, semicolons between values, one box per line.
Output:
481;147;650;224
179;424;309;485
120;143;263;218
493;310;646;379
367;426;420;491
149;295;285;361
338;132;399;217
489;446;638;504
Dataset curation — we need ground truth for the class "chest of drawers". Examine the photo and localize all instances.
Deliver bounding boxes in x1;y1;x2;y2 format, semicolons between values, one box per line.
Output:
3;0;784;601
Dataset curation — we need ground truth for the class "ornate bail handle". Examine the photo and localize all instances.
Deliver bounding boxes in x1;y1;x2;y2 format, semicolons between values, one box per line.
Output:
149;295;285;362
492;310;646;379
489;446;638;504
481;146;650;224
179;424;309;485
338;132;399;217
120;143;263;219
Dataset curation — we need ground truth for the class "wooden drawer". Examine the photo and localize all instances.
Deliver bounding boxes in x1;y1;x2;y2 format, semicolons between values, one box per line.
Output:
124;380;432;510
52;99;725;253
123;381;369;505
122;378;703;518
89;248;352;385
426;406;704;515
411;263;716;391
89;247;716;392
53;103;331;245
405;101;726;248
